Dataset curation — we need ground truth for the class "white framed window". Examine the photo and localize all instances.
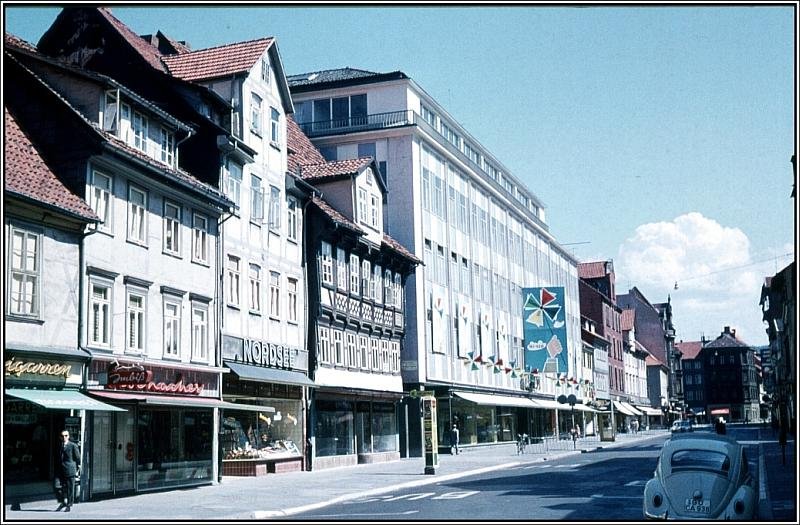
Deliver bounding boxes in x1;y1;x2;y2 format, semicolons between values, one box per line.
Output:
159;127;174;166
191;303;209;361
391;341;400;373
163;201;181;256
361;260;370;298
318;326;331;365
250;175;264;222
163;297;181;358
393;273;402;309
320;241;333;285
336;248;347;291
358;335;369;369
8;226;40;317
346;333;357;369
250;93;262;135
226;162;243;206
269;271;280;318
103;90;119;132
227;255;241;307
372;264;382;303
286;197;298;242
333;330;344;366
89;280;112;347
349;254;360;294
192;213;209;264
126;289;146;353
381;340;390;373
261;57;270;83
268;186;281;230
384;269;392;306
287;277;298;323
128;185;147;244
249;264;262;313
270;107;280;144
370;339;380;372
357;188;368;224
370;194;379;228
133;111;148;152
90;170;113;232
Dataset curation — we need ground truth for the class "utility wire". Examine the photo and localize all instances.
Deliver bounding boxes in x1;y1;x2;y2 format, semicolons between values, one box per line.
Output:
675;252;794;284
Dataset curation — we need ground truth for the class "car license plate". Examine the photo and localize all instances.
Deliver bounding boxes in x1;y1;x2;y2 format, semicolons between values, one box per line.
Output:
684;499;711;514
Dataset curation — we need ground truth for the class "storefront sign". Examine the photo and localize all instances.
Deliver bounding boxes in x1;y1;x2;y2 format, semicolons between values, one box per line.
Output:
106;363;204;395
5;357;72;379
222;335;308;372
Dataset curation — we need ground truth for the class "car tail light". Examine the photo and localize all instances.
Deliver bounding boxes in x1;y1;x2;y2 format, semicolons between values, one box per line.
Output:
653;494;663;507
734;500;745;514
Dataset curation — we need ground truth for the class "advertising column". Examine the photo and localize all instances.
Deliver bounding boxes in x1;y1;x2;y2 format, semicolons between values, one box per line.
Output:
422;395;438;474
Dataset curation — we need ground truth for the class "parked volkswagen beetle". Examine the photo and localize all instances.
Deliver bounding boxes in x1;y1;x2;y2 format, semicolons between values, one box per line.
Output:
643;433;757;520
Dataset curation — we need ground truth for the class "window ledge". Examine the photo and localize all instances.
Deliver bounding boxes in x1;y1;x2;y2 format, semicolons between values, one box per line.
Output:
191;259;211;268
162;249;183;260
5;314;44;325
249;310;263;317
227;303;241;311
126;238;149;249
269;141;282;151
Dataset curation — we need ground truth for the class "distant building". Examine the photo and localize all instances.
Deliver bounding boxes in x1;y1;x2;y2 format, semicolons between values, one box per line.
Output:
676;340;706;420
703;327;760;422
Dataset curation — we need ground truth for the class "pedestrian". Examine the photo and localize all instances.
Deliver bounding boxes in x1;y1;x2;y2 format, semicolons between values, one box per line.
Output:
714;417;727;435
450;424;460;455
54;430;80;512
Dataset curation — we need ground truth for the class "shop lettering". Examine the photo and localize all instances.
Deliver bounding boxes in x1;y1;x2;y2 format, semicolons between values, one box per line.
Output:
241;340;296;369
106;363;204;395
4;357;71;378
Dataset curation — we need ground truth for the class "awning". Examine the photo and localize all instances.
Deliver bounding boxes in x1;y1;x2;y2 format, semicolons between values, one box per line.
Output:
573;403;598;413
225;361;316;388
620;401;643;416
612;401;638;416
452;391;538;408
89;390;274;412
636;405;663;416
531;398;567;410
710;407;730;415
6;388;126;411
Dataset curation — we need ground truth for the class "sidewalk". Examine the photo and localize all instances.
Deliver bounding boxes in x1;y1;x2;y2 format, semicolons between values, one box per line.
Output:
758;426;797;522
0;430;671;521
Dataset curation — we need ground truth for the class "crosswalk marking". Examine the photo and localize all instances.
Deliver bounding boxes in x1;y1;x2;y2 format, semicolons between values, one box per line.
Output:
431;491;479;500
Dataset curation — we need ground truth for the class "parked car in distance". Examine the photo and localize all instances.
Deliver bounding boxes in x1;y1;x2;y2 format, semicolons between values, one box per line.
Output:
670;420;693;433
643;433;757;520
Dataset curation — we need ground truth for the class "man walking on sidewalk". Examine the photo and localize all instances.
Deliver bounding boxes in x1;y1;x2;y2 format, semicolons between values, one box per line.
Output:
450;424;460;455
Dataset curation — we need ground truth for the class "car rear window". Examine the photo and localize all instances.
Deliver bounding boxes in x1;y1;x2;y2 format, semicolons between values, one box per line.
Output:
671;449;730;474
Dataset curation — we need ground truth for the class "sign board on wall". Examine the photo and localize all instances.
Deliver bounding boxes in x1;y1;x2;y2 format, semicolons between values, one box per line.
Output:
4;354;83;387
222;335;308;372
522;287;569;375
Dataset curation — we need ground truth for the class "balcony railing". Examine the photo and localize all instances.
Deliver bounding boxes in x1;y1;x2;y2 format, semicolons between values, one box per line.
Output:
298;110;415;137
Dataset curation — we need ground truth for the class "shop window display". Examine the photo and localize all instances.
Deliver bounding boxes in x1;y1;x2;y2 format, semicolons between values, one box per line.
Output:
221;399;302;460
4;401;54;485
315;400;355;457
137;408;213;490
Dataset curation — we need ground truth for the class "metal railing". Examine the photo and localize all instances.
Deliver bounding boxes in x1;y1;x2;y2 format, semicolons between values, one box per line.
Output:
298;110;415;137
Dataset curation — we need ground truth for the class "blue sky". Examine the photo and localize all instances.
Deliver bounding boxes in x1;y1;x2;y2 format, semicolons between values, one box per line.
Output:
4;4;796;345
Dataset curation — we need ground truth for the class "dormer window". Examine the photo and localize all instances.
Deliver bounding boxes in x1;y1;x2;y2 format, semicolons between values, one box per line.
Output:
365;168;374;185
103;90;119;132
160;127;175;166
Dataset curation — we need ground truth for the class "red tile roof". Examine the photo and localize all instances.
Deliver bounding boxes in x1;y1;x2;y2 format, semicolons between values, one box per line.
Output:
97;8;167;72
383;234;422;264
4;108;98;221
676;341;704;360
578;261;608;279
287;116;325;173
298;157;373;182
162;37;273;82
4;32;37;52
310;195;363;234
620;308;635;331
646;354;664;366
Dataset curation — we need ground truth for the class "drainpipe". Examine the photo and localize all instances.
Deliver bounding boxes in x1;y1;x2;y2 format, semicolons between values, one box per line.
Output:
77;221;98;501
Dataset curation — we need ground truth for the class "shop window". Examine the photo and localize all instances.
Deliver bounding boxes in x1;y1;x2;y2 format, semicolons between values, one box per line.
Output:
220;401;303;463
314;400;354;457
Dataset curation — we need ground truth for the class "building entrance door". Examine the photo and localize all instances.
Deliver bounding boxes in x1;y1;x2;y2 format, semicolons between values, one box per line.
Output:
91;410;136;496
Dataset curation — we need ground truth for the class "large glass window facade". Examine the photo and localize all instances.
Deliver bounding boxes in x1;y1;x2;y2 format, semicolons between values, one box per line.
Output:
136;408;213;490
315;400;354;457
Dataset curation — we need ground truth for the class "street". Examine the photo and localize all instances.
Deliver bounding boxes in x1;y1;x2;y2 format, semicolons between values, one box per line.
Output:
294;427;764;521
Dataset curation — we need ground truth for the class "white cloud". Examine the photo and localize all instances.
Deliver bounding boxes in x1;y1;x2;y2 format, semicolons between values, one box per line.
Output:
615;212;785;346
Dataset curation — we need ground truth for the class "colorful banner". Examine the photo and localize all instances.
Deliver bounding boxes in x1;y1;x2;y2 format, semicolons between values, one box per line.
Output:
522;287;569;375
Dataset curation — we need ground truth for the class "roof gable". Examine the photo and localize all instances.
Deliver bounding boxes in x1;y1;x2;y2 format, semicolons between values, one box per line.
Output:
620;308;635;331
96;8;167;72
676;341;704;360
578;261;608;279
4;107;98;221
162;37;273;81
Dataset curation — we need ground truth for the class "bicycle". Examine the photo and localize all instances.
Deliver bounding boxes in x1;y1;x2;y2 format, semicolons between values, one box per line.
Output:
516;433;528;455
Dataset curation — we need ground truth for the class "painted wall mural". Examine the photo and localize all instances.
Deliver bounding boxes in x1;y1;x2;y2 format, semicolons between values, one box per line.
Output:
522;287;569;375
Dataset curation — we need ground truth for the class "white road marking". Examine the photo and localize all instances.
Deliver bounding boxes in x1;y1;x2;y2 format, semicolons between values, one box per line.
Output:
625;480;646;487
313;510;419;517
384;492;436;501
431;490;479;500
590;494;643;500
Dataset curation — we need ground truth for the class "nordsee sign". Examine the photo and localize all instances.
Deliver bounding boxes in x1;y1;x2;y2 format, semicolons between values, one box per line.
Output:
222;335;307;371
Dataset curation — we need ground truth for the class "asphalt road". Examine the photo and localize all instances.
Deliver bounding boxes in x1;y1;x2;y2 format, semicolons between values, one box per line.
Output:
295;437;670;521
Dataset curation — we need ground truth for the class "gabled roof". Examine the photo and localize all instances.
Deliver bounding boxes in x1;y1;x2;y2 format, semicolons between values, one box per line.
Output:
298;157;374;182
287;115;325;172
676;341;704;360
4;107;98;222
4;33;37;52
578;261;608;279
162;37;273;82
310;195;363;234
646;354;664;367
383;234;422;265
620;309;635;331
705;332;750;349
96;7;168;72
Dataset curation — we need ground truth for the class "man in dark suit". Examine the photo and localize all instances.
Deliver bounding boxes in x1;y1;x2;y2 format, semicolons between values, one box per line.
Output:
55;430;80;512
